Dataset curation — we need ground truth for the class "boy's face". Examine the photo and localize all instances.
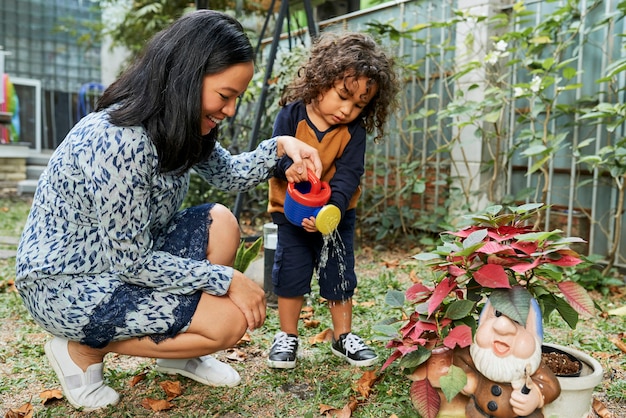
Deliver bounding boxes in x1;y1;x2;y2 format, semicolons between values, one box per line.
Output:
310;76;377;129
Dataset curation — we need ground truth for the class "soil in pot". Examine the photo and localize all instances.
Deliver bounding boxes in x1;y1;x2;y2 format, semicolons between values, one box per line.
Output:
542;346;582;377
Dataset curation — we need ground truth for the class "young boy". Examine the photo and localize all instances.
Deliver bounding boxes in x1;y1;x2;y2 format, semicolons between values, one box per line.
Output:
266;31;400;368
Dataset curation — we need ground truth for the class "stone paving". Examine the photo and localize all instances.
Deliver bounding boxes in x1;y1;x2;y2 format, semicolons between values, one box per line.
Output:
0;236;18;259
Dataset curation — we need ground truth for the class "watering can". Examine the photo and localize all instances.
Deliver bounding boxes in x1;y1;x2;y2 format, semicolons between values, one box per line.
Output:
284;169;341;235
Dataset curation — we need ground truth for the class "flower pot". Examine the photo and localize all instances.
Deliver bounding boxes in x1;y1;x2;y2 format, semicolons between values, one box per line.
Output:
542;343;603;418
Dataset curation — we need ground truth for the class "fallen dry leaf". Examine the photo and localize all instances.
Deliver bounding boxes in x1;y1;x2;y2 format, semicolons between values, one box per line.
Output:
39;389;63;404
609;336;626;353
303;319;321;328
309;328;333;344
159;380;182;400
357;300;376;308
382;258;399;268
409;269;420;283
593;397;615;418
320;402;353;417
129;373;146;387
355;370;380;398
225;348;247;361
4;402;33;418
300;311;314;320
141;398;174;412
237;332;251;344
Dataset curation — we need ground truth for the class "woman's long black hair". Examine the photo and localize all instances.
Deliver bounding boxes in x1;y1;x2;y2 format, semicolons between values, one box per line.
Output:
96;10;254;174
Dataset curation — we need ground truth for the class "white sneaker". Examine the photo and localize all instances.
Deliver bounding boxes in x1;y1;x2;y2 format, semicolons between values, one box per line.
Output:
44;337;120;411
155;355;241;387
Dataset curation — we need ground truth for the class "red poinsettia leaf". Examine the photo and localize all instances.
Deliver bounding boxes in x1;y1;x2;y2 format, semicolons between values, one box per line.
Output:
558;281;596;318
410;378;441;418
510;257;540;273
400;321;420;339
510;240;538;255
443;324;473;349
477;241;511;254
406;283;433;302
447;264;466;277
402;321;434;341
380;349;403;371
427;278;457;316
397;345;420;356
416;319;448;331
486;254;518;266
548;254;583;267
473;264;511;288
449;226;479;238
488;225;530;241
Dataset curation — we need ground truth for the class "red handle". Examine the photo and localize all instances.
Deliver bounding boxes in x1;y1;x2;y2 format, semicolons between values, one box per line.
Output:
306;169;321;195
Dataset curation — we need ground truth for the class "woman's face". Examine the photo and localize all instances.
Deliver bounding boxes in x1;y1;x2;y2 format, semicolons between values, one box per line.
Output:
200;61;254;135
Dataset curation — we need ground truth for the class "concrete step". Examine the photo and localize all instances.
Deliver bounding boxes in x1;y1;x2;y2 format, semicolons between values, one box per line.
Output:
26;165;45;180
26;154;51;167
17;179;39;196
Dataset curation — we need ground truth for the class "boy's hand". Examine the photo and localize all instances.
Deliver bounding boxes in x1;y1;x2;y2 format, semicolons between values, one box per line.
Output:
301;216;318;233
285;164;306;183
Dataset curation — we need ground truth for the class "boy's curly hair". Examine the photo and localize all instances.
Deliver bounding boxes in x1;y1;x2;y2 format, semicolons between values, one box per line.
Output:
279;31;400;142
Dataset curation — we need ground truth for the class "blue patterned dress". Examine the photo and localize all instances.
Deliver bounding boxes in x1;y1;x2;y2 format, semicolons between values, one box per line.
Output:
15;109;278;347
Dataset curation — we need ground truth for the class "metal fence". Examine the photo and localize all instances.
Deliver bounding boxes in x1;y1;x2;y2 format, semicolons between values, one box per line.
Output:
257;0;626;267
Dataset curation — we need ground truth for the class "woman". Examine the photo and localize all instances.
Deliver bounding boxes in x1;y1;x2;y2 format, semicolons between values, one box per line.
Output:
15;10;321;411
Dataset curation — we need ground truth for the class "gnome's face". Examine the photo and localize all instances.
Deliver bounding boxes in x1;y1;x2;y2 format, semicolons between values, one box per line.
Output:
469;301;542;383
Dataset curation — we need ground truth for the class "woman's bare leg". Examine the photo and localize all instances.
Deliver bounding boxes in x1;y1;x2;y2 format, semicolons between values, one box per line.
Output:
206;203;241;266
67;291;248;371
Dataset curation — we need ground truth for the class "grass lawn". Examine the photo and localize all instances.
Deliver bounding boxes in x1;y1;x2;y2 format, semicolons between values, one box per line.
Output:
0;196;625;417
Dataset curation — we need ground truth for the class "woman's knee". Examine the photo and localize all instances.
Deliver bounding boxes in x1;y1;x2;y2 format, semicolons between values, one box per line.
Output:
207;204;241;265
190;294;248;348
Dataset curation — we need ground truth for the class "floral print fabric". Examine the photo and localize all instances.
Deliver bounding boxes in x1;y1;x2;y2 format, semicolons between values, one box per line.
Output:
15;109;278;344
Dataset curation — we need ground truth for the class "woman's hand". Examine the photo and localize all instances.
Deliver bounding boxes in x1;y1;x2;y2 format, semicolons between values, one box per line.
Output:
275;135;322;182
227;270;266;331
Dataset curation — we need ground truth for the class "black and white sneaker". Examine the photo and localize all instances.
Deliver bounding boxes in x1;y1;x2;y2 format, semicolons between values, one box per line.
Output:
331;332;378;367
267;332;299;369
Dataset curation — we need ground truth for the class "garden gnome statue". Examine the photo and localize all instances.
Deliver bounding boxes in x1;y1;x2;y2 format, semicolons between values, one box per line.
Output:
453;288;561;417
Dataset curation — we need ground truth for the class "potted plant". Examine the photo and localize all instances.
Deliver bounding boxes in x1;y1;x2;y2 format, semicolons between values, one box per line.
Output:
376;203;602;418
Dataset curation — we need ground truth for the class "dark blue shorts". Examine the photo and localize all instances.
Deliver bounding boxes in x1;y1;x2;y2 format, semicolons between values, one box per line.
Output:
271;209;357;301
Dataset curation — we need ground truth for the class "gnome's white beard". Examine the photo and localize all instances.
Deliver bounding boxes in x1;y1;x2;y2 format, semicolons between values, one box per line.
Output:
470;339;542;383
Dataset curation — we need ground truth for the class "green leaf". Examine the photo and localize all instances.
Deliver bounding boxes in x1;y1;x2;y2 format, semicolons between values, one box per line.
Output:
484;109;501;123
562;66;577;79
400;346;432;369
511;203;544;213
372;323;400;338
522;144;548;157
413;252;443;262
463;229;488;248
528;155;551;174
439;364;467;402
555;297;579;329
233;237;263;273
385;289;406;307
489;287;532;325
445;299;476;320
